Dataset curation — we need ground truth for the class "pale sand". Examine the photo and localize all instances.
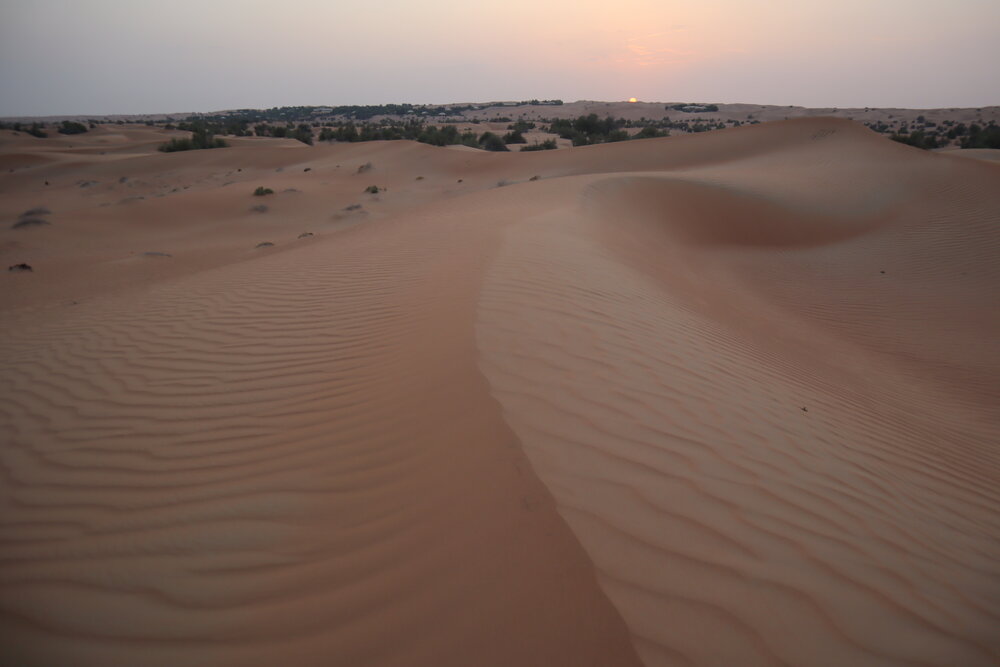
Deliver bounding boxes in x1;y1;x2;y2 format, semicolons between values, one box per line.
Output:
1;119;998;666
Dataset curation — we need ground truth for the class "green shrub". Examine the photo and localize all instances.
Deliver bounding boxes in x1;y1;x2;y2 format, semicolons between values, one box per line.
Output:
479;132;509;152
890;131;939;150
635;126;667;139
253;187;275;196
159;138;195;152
364;185;380;194
520;139;557;151
159;124;228;152
292;123;313;145
58;121;88;135
960;123;1000;148
502;130;527;144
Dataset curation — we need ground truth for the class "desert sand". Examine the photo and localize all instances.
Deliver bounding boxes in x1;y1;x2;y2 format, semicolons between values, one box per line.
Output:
2;117;999;666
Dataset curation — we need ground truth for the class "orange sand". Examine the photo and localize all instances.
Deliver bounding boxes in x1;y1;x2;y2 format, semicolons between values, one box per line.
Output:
2;118;998;666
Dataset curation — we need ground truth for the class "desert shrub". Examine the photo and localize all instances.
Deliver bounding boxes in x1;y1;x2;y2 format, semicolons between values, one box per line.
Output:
357;162;373;173
26;123;47;138
159;138;195;152
253;187;274;196
890;131;939;150
479;132;509;152
635;126;668;139
520;139;557;151
58;121;88;135
159;124;227;152
250;204;268;213
292;124;313;145
21;207;51;217
668;103;719;112
502;130;527;144
961;122;1000;149
364;185;380;194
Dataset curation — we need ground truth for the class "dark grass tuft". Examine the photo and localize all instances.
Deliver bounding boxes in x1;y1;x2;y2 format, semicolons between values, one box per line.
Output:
12;218;50;229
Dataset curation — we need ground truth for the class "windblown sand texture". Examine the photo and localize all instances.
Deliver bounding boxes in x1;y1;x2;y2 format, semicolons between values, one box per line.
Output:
2;118;999;666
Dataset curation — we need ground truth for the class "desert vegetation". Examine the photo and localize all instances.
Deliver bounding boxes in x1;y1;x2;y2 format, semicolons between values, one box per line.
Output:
57;121;88;135
545;115;674;146
521;139;558;151
0;121;51;138
669;103;720;112
159;124;228;152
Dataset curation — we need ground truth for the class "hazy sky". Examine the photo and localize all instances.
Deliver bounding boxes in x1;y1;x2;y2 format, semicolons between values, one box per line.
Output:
2;0;998;116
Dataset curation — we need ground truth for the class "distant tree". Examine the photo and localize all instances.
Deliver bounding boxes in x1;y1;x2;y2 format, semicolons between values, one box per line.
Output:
960;122;1000;149
634;126;667;139
502;130;527;144
160;127;230;152
890;130;939;150
292;123;313;145
479;132;509;151
520;139;558;151
57;121;88;135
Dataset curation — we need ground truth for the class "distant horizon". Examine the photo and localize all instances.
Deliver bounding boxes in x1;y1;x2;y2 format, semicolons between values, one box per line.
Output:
4;98;1000;122
2;0;998;117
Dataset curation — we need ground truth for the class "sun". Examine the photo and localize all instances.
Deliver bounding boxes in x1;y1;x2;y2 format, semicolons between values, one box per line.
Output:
629;97;638;103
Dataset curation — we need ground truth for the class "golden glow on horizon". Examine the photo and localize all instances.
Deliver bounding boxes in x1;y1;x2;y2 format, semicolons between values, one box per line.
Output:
629;97;638;103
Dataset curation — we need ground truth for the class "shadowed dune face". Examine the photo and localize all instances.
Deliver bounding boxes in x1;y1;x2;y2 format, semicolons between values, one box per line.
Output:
2;119;999;666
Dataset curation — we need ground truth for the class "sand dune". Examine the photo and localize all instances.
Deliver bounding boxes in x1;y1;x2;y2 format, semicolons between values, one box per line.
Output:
2;119;998;665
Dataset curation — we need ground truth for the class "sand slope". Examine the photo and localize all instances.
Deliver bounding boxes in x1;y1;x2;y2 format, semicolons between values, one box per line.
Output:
2;120;999;666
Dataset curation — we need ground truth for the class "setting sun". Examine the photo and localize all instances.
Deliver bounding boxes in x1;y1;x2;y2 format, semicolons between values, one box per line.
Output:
629;97;638;103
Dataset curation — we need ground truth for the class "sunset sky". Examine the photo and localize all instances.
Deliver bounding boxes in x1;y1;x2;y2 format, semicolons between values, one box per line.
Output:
1;0;998;116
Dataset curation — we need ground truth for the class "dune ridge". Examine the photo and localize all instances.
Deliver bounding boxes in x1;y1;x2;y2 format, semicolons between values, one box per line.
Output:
2;118;999;665
1;188;640;665
477;120;1000;665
